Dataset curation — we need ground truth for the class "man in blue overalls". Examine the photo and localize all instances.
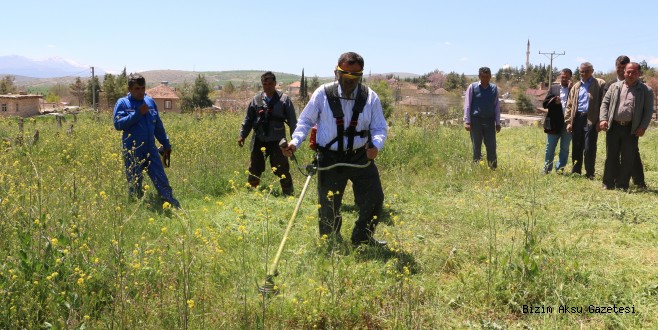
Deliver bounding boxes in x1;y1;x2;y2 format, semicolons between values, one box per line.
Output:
113;73;180;208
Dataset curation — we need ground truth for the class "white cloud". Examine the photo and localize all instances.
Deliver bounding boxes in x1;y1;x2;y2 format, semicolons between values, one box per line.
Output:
47;44;56;48
444;41;452;46
503;64;511;69
459;57;468;62
631;55;658;65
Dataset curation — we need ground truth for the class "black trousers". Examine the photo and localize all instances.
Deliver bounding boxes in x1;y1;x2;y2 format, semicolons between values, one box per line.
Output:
602;123;638;189
316;147;384;241
631;148;645;186
248;139;293;194
602;135;645;186
469;118;497;169
571;112;598;177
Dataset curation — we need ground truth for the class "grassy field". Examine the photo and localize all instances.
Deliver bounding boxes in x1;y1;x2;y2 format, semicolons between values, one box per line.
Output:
0;111;656;329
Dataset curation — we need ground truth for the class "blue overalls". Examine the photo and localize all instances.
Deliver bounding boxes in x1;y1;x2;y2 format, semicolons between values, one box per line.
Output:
113;93;179;207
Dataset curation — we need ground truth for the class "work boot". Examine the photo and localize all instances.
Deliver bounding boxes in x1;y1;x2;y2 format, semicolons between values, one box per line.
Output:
281;184;294;197
280;174;294;196
351;227;387;247
162;196;181;209
248;179;260;189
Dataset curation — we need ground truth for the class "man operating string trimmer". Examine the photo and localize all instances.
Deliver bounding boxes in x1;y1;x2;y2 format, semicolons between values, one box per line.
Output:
282;52;388;247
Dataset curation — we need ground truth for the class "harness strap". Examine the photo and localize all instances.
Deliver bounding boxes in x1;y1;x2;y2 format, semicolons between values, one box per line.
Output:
324;82;369;152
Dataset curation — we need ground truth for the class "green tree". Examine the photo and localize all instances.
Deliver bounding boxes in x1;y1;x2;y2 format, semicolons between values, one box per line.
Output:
368;80;394;119
444;72;465;91
573;66;581;82
0;75;17;94
69;77;86;106
299;69;307;102
309;76;320;92
102;73;117;107
85;75;101;108
48;84;69;103
516;93;535;113
115;68;128;97
180;74;213;111
223;81;235;94
45;92;61;103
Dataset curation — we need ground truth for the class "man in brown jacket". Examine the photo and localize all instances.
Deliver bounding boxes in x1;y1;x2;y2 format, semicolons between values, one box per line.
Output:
564;62;606;178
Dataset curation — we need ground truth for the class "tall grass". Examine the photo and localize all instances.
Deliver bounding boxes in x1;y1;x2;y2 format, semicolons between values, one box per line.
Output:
0;111;656;329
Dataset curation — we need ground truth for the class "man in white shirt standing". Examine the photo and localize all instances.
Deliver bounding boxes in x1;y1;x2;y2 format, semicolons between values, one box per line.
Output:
282;52;388;247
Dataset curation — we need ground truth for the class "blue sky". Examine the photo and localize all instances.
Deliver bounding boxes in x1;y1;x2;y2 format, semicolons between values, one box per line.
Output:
3;0;658;77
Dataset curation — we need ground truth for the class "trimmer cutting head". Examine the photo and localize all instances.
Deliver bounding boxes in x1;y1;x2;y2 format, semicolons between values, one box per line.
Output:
258;276;279;296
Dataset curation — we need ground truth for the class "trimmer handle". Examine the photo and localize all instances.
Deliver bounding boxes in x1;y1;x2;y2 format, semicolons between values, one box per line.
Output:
279;138;289;148
279;138;297;162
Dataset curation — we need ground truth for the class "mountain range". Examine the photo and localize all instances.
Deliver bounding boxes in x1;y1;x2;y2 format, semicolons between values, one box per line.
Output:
0;55;104;79
1;55;419;87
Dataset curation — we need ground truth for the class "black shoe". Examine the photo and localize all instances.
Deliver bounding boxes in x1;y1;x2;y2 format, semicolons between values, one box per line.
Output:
352;236;387;248
602;184;614;190
635;183;648;190
282;189;294;197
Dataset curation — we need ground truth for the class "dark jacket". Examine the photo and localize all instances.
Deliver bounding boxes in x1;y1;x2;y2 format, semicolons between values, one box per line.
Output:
239;91;297;145
542;84;565;134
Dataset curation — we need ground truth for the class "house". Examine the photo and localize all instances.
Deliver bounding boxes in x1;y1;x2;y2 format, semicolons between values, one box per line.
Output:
286;81;301;96
0;93;42;117
146;82;180;113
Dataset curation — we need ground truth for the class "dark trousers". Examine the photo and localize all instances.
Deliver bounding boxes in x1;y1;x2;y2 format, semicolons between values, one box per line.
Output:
602;137;645;187
469;118;497;168
571;113;598;177
602;123;638;189
632;149;645;186
316;147;384;242
248;139;293;194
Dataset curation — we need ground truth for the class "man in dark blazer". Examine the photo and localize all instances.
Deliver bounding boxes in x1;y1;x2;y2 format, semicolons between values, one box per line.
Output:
542;68;573;173
601;55;647;189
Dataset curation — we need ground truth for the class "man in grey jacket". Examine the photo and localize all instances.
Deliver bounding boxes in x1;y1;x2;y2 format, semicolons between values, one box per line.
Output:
239;71;297;195
599;62;654;190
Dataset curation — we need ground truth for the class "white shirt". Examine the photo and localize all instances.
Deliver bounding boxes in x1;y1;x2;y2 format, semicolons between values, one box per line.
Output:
290;82;388;151
559;85;569;114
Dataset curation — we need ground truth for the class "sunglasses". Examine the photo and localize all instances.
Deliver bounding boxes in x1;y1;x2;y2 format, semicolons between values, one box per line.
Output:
336;66;363;79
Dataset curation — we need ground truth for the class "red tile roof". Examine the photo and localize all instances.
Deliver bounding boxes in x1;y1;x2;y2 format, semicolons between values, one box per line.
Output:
146;84;179;99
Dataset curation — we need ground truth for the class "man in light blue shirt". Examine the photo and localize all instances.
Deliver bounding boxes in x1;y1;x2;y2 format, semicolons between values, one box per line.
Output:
564;62;606;178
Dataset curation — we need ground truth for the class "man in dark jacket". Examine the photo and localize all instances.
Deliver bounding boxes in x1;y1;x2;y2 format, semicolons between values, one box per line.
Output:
238;71;297;195
542;68;572;173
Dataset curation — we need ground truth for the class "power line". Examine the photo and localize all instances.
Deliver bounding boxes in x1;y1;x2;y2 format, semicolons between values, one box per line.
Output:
539;50;565;85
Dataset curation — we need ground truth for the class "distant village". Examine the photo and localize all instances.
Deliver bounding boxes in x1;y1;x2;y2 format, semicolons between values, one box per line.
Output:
2;41;657;125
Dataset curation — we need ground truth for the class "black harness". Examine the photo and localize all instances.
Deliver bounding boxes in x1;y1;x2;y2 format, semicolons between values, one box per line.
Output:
254;91;283;137
324;82;369;152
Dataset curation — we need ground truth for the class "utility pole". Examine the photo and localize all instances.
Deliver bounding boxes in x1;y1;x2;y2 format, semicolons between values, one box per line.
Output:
91;66;96;112
539;51;565;87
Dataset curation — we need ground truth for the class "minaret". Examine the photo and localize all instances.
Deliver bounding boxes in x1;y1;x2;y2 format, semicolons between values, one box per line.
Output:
526;39;530;68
